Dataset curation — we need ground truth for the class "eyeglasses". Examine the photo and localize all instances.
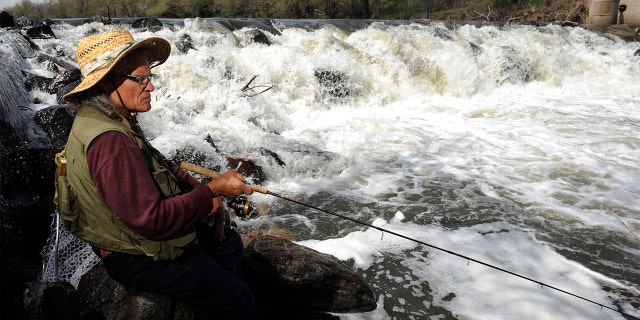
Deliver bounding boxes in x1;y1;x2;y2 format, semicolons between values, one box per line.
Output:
112;74;155;87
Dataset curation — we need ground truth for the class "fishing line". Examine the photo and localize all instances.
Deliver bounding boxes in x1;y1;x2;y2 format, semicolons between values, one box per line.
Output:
266;190;638;320
179;162;639;320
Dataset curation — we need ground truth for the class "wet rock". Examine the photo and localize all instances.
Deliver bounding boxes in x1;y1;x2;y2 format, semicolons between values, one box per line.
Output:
118;17;165;32
494;46;535;85
24;24;56;39
248;29;271;45
1;121;58;320
433;26;454;41
49;69;81;93
22;236;375;320
24;267;210;320
259;147;286;167
314;69;352;100
21;51;81;97
226;155;267;184
176;33;196;53
23;71;55;93
14;17;56;39
23;281;80;320
90;15;112;25
33;105;74;147
57;80;80;103
244;235;377;315
1;11;15;28
172;145;268;185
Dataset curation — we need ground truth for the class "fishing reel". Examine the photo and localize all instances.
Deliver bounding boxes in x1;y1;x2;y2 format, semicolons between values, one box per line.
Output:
226;196;254;220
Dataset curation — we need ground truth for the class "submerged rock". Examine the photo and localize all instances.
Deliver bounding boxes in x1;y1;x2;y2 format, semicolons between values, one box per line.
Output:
314;69;352;102
175;33;196;53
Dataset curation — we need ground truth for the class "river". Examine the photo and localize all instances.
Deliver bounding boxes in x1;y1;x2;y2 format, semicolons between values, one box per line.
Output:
16;18;640;319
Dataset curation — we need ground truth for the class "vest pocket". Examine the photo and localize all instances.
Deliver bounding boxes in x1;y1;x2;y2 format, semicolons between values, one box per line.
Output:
150;166;182;198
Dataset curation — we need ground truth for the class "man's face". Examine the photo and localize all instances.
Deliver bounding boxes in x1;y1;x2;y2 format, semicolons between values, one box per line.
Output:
106;51;155;115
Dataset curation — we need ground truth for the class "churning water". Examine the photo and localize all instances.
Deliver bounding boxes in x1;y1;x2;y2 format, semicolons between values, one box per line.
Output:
19;18;640;319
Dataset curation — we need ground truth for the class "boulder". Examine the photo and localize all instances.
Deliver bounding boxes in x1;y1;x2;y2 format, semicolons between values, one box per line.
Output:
244;235;377;315
33;105;74;147
248;29;271;45
23;235;375;319
24;268;209;320
1;11;15;28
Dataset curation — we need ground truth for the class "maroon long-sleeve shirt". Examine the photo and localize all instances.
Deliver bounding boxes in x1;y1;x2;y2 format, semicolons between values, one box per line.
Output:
87;131;213;241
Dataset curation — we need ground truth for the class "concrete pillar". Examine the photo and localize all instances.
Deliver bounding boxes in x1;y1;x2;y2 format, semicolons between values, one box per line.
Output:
589;0;621;25
619;1;640;25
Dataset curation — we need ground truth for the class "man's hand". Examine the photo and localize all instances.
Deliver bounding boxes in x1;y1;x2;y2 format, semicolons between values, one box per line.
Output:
206;170;253;198
209;197;225;242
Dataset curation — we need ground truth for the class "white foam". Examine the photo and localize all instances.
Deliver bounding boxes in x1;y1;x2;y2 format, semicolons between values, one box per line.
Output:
299;217;638;319
39;21;640;319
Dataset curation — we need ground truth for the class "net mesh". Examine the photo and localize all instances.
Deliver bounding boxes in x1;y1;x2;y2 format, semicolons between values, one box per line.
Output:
39;212;101;289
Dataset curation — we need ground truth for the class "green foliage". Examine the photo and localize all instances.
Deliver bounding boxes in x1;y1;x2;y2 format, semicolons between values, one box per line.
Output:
2;0;584;22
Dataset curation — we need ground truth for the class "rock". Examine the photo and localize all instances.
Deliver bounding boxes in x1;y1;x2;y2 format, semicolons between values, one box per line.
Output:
24;25;56;39
14;17;56;39
258;147;286;166
49;69;81;95
23;281;80;320
1;11;15;28
76;266;208;320
248;29;271;45
22;236;375;319
23;68;81;95
120;17;164;32
172;135;269;185
90;15;112;25
176;33;196;53
606;24;640;42
33;105;74;147
24;267;210;320
243;235;377;315
23;70;56;93
225;155;267;184
314;69;352;101
56;80;80;103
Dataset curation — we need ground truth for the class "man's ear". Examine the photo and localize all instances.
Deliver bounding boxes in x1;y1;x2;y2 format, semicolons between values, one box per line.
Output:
97;78;115;92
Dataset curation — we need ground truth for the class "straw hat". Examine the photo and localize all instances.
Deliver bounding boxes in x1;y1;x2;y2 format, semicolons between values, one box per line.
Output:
62;29;170;102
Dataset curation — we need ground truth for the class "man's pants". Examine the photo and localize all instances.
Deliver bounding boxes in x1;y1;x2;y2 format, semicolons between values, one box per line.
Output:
98;223;256;319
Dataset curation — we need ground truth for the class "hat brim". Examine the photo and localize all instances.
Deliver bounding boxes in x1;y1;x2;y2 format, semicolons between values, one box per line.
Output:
62;36;171;102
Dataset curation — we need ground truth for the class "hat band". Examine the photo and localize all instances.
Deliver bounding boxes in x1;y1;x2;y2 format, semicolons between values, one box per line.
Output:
81;42;133;78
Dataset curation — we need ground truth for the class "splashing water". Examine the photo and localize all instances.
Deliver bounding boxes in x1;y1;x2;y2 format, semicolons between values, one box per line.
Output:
22;19;640;319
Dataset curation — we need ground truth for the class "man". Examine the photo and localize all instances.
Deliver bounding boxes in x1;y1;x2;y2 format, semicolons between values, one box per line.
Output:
57;29;256;319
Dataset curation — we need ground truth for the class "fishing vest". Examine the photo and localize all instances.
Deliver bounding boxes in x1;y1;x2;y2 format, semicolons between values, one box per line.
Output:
57;106;196;260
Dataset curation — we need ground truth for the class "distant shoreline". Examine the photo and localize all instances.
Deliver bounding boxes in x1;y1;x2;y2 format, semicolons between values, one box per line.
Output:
47;16;638;42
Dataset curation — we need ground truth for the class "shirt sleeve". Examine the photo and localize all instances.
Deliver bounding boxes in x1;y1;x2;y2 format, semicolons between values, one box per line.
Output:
87;131;214;241
167;160;205;189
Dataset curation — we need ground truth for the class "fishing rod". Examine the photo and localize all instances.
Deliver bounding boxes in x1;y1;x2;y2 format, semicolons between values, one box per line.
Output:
180;161;639;320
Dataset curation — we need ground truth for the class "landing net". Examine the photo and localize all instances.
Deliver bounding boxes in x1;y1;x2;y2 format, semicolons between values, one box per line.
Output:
39;212;101;289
